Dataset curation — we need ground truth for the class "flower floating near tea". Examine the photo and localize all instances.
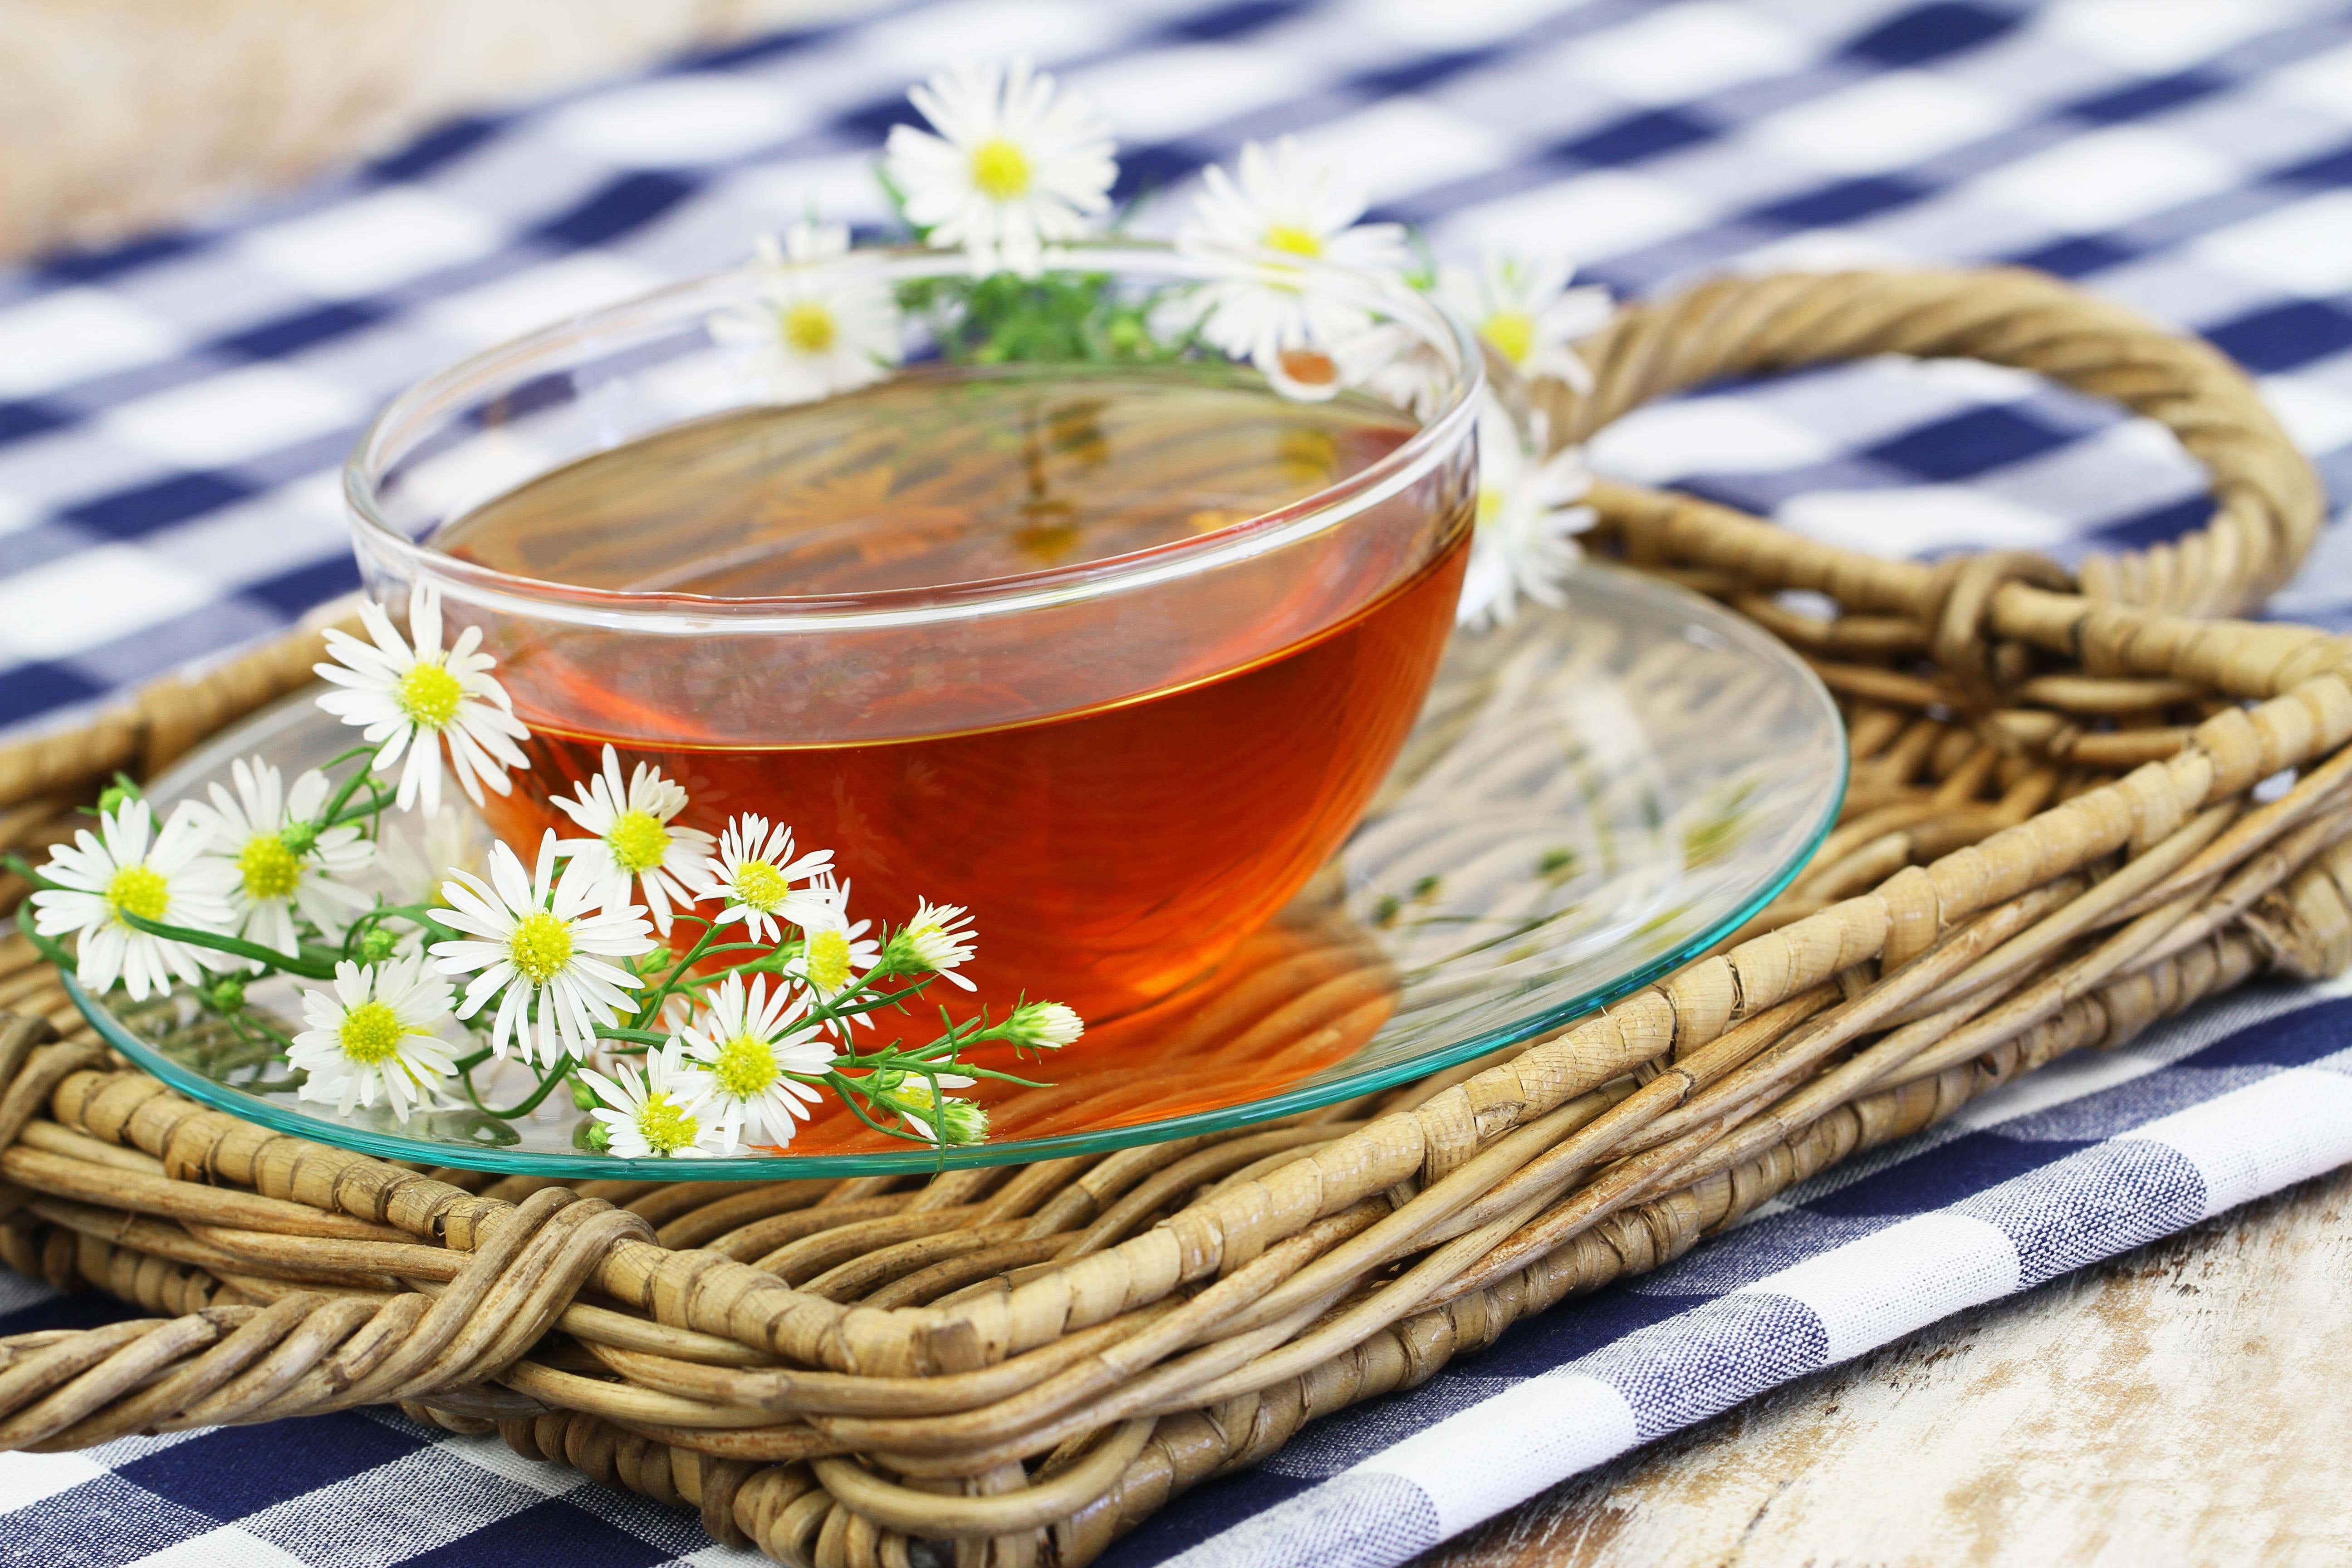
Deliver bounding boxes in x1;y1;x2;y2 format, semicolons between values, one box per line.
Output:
11;583;1079;1157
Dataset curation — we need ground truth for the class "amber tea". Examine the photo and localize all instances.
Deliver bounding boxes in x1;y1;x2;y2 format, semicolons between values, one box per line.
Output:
437;365;1471;1021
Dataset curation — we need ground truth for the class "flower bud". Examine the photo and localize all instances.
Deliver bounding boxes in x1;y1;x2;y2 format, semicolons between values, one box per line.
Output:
356;927;400;963
1000;1000;1083;1049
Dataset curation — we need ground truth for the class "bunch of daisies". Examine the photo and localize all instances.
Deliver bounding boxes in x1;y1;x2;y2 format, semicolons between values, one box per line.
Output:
706;57;1610;629
10;584;1081;1156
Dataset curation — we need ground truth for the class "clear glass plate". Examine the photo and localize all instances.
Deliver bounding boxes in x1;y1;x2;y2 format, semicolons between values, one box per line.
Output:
66;563;1845;1176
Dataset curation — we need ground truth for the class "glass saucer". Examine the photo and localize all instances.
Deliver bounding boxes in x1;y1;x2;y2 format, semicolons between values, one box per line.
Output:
66;563;1845;1176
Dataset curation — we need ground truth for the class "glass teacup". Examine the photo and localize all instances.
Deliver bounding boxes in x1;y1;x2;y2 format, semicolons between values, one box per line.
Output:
345;240;1482;1024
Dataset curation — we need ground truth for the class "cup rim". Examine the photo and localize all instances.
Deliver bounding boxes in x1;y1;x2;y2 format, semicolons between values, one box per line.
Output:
343;238;1486;634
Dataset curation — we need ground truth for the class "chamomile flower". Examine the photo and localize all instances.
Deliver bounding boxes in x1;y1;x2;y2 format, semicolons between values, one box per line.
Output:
699;815;834;944
1459;397;1595;631
430;832;657;1067
878;1072;982;1144
580;1040;719;1159
675;974;831;1152
1435;252;1611;392
882;898;978;991
550;745;714;936
1177;137;1411;397
884;56;1116;276
708;221;904;405
287;956;458;1123
189;757;374;963
314;584;532;818
30;799;235;1001
784;876;882;1029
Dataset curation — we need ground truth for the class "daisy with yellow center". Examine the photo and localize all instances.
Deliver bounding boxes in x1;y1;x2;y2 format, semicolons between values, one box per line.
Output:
1434;252;1611;393
579;1041;720;1159
287;956;458;1123
30;798;235;1002
550;745;714;936
674;974;831;1152
706;220;904;406
883;56;1116;276
429;832;657;1067
314;583;531;817
189;756;375;964
1176;136;1411;401
698;814;835;945
1459;396;1596;631
783;876;882;1029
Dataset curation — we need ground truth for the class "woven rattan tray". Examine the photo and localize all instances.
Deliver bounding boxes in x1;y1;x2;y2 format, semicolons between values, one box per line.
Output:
0;267;2345;1567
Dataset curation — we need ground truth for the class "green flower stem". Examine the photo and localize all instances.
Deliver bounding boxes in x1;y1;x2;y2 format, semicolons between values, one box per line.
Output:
315;748;385;826
476;1060;577;1121
0;852;61;894
115;911;342;980
822;1072;935;1147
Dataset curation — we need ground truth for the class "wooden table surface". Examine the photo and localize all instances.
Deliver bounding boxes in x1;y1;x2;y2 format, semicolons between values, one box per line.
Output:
1417;1166;2352;1568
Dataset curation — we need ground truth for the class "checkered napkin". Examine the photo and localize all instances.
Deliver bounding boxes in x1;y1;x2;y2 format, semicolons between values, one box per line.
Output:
6;0;2352;1562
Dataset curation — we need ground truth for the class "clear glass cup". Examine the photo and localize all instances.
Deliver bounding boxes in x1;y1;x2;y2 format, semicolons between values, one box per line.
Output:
344;240;1484;1022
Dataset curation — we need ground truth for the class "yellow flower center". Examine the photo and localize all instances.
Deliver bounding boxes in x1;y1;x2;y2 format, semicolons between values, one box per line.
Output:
606;811;671;875
104;864;170;926
508;911;574;985
970;137;1032;201
1477;486;1504;531
780;300;838;356
395;662;463;730
1263;223;1323;258
731;860;788;912
237;834;303;901
804;929;852;993
713;1033;780;1098
338;1000;407;1065
637;1091;701;1156
1480;309;1536;367
897;1079;938;1112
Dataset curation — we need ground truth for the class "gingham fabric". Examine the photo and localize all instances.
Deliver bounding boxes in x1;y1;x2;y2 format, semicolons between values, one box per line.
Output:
5;0;2352;1562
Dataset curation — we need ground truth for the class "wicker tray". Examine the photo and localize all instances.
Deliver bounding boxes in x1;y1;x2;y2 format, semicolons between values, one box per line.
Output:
0;267;2344;1568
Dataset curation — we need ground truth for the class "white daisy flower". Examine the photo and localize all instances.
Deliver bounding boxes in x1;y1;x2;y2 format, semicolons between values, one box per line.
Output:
880;1072;981;1144
188;757;374;964
698;814;834;945
429;832;657;1067
784;876;882;1029
314;584;532;818
287;955;458;1123
1176;136;1411;398
884;56;1116;276
1459;396;1596;631
550;745;714;936
580;1040;720;1159
1435;252;1611;392
675;974;831;1152
885;898;979;991
708;220;904;406
30;799;235;1002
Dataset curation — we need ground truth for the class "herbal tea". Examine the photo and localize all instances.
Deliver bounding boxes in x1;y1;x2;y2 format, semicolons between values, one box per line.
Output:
440;365;1470;1020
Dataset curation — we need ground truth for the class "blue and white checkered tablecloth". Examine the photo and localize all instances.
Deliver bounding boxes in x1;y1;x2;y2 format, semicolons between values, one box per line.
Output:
7;0;2352;1563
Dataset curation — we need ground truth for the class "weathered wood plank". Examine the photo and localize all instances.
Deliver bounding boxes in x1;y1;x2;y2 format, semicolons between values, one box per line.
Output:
1422;1166;2352;1568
